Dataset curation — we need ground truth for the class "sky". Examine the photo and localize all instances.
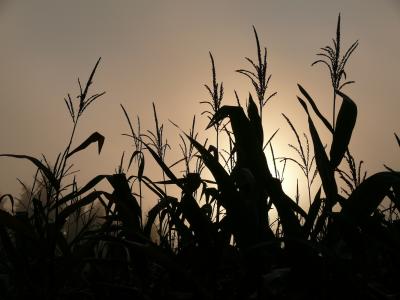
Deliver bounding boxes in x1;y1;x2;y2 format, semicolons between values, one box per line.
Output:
0;1;399;212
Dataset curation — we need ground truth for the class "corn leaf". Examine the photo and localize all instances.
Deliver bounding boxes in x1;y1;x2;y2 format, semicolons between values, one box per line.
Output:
0;154;59;190
330;90;357;169
297;84;333;133
341;172;400;222
66;131;104;158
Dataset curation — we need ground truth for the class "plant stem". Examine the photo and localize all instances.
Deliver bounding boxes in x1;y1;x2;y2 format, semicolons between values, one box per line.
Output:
307;177;312;208
333;91;337;131
216;125;220;224
139;178;143;230
54;119;78;219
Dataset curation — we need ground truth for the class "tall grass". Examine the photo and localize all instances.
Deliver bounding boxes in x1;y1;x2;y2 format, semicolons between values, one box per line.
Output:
0;14;399;300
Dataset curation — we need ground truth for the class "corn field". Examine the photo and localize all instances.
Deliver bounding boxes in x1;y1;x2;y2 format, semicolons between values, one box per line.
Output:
0;15;399;300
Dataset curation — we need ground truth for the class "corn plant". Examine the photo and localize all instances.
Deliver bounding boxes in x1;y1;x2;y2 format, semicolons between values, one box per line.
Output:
237;26;277;122
0;59;113;298
312;13;358;130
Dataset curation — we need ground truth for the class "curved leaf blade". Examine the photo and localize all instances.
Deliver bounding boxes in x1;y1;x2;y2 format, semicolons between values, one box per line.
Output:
330;90;357;169
297;84;333;133
0;154;59;190
341;172;400;222
66;131;105;158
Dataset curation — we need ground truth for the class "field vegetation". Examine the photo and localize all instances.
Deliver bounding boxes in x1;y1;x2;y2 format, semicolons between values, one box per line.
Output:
0;15;399;299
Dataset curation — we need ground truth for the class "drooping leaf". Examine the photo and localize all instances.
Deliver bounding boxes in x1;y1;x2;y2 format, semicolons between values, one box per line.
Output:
207;105;253;158
0;154;60;190
206;105;238;130
208;104;276;187
341;172;400;223
67;131;105;158
330;90;357;169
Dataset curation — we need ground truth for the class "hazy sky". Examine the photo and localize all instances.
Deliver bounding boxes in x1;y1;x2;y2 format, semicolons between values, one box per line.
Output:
0;1;399;210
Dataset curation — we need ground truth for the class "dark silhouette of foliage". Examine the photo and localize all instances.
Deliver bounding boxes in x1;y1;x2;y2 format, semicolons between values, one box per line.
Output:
0;14;399;300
